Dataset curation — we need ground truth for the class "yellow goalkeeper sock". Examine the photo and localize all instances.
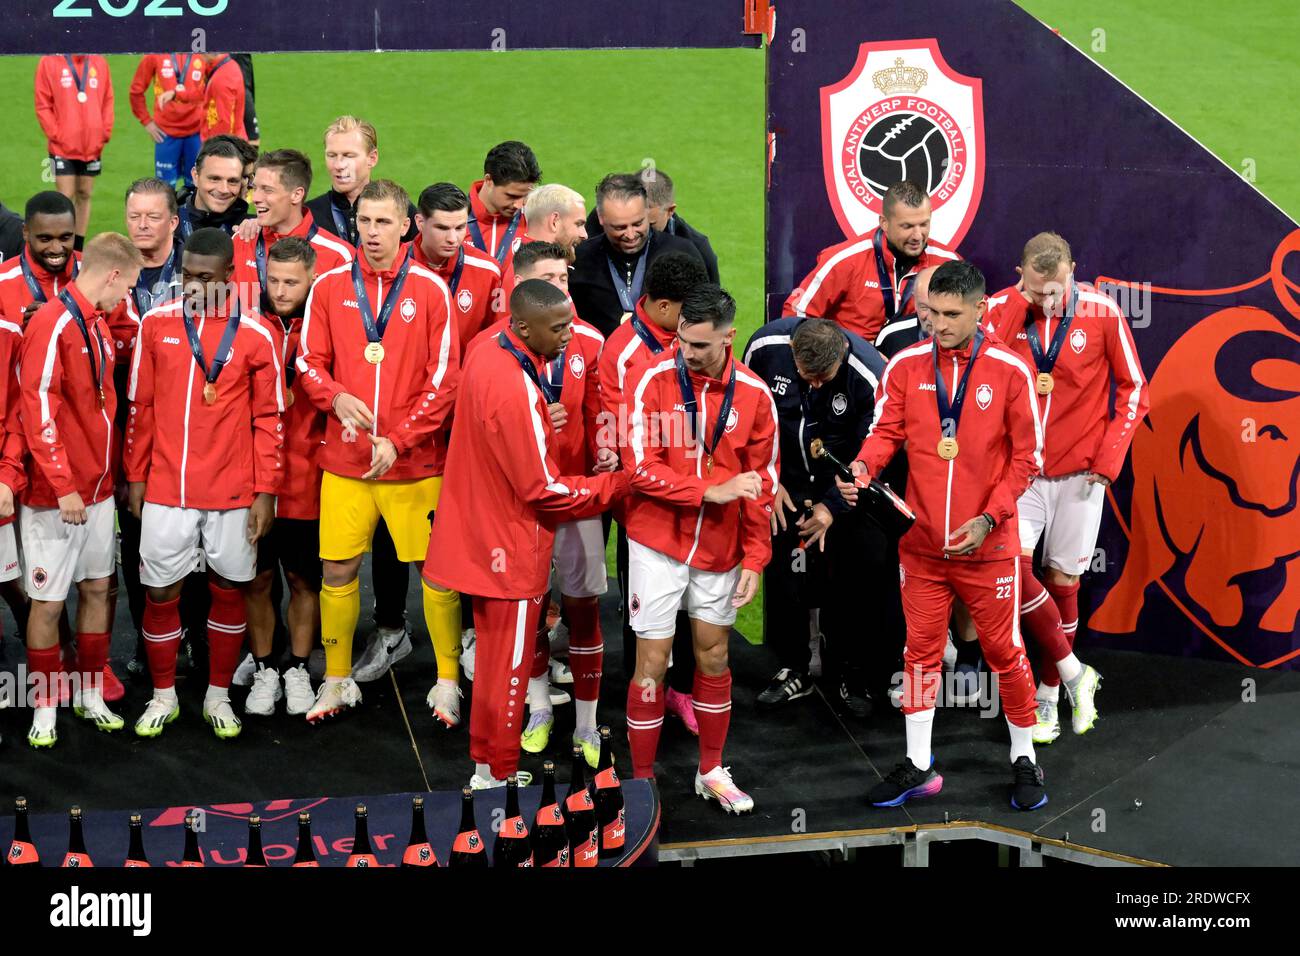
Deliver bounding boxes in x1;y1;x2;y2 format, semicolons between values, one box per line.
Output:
422;582;462;681
320;578;361;679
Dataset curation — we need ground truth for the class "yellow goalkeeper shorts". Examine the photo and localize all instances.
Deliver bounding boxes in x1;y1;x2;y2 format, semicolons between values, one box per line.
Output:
318;471;442;563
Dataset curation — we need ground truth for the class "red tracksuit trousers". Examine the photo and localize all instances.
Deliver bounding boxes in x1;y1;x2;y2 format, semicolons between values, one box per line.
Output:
469;594;546;779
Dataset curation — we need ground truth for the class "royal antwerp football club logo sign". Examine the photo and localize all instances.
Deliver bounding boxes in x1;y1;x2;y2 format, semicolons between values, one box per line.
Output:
822;39;985;247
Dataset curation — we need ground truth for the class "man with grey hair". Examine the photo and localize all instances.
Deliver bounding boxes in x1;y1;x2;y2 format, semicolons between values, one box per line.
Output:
570;172;704;337
742;315;888;716
585;169;719;283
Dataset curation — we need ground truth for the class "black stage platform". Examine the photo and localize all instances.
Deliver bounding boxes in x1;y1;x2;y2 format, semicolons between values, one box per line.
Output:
1;566;1296;867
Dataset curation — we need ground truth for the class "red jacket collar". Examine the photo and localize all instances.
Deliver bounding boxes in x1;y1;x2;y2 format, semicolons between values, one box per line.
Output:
21;248;78;288
634;297;677;349
686;347;735;387
260;210;316;246
411;238;458;276
358;243;411;280
470;179;512;226
64;280;102;322
501;323;549;368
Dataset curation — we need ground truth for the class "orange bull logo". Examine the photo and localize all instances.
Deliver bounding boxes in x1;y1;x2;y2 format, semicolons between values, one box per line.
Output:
1092;231;1300;667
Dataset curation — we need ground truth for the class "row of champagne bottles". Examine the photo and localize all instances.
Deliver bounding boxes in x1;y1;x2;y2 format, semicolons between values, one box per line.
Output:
5;726;627;868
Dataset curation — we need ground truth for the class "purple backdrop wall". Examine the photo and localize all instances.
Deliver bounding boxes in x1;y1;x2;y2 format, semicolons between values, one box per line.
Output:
4;1;756;56
767;0;1300;669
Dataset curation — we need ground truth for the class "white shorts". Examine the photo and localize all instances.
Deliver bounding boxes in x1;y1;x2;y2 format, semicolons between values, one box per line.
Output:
552;517;608;598
1017;472;1107;575
627;538;740;637
140;502;255;587
0;522;20;584
19;499;116;602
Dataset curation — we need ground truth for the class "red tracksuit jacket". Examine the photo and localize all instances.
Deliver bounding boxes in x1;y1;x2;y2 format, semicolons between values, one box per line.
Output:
0;319;28;524
129;53;207;138
125;296;285;510
35;55;114;162
411;240;505;353
467;179;527;267
297;244;458;479
597;297;676;425
783;229;959;341
467;315;605;476
855;334;1043;563
19;284;118;507
621;348;779;574
200;55;246;140
265;312;324;520
0;252;81;328
232;212;354;311
423;325;629;600
985;281;1149;482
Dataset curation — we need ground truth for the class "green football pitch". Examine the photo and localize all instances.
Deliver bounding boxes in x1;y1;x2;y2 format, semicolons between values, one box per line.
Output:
0;6;1293;643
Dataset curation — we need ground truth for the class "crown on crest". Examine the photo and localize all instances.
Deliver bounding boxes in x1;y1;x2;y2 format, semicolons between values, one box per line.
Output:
872;57;928;95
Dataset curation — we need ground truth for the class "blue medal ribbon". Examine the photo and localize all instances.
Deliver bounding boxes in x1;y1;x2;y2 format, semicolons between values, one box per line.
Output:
1023;281;1079;376
132;241;182;316
467;210;521;267
674;349;737;466
497;331;563;404
170;53;194;89
873;229;916;322
182;297;241;387
446;246;466;296
64;55;89;99
629;308;664;354
606;237;651;314
351;247;413;345
56;290;108;405
256;222;318;298
932;329;985;440
330;195;356;247
20;250;78;305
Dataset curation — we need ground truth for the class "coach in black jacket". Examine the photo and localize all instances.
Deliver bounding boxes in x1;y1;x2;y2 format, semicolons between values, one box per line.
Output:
743;316;897;717
571;173;704;338
0;200;22;261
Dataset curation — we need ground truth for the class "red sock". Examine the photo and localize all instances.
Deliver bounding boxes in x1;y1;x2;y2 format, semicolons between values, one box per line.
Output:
27;645;61;707
143;595;183;690
1045;578;1081;649
625;680;665;779
693;669;733;774
206;583;246;689
76;632;110;690
1019;555;1069;686
565;597;603;703
530;610;550;680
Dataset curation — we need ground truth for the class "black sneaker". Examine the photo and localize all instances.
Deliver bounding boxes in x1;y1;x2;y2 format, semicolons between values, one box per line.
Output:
1010;756;1047;810
868;758;943;807
835;681;873;719
756;669;814;709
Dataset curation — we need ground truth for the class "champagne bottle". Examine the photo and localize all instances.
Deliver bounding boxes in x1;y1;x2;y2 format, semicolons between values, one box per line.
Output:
6;797;39;866
292;812;319;867
530;760;569;867
345;804;379;867
61;806;93;868
401;796;437;867
593;725;626;857
124;813;150;867
448;787;487;867
562;744;599;867
492;774;532;867
244;814;268;867
180;811;204;867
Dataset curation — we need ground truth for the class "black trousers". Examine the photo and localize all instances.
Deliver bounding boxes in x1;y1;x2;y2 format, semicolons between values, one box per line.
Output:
611;518;694;693
371;518;410;631
762;502;901;690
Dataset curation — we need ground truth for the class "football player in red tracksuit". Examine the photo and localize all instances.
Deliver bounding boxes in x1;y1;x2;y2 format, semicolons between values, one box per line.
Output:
498;183;590;292
0;192;80;328
465;141;539;274
838;260;1048;811
34;54;114;248
464;241;614;767
422;278;629;789
129;53;208;189
200;54;247;141
125;227;285;742
598;251;709;734
411;183;505;354
238;236;328;719
296;180;458;725
18;234;142;749
622;284;779;814
784;180;958;343
985;232;1148;745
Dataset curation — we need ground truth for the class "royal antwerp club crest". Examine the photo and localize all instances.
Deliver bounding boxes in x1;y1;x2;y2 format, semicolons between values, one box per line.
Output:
975;383;993;410
821;39;985;246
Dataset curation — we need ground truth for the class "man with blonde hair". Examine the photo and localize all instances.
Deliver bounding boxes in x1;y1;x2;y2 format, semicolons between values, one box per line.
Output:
19;232;141;748
501;183;588;291
306;115;416;249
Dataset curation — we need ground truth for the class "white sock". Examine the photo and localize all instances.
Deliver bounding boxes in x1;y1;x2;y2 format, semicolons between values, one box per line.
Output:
1055;653;1083;684
437;676;457;689
1008;719;1036;763
527;675;550;712
154;686;178;704
204;683;229;703
904;708;936;770
324;675;343;685
32;705;57;731
1036;681;1060;703
474;762;496;784
575;698;597;735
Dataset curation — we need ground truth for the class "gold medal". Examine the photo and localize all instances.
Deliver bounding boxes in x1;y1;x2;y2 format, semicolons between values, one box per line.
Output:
98;387;105;409
705;453;713;475
286;388;295;408
1036;372;1054;396
77;91;88;103
175;83;186;93
203;382;217;405
937;437;959;460
364;342;385;364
